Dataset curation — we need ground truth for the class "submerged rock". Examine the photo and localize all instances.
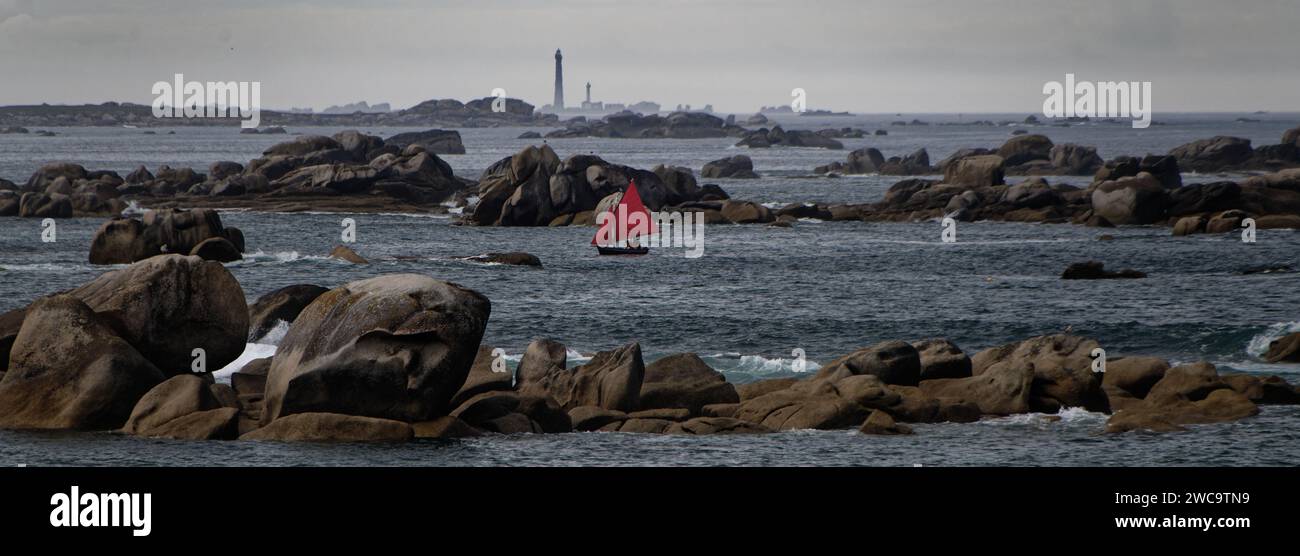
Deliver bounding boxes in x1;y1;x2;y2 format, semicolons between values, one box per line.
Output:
1061;261;1146;279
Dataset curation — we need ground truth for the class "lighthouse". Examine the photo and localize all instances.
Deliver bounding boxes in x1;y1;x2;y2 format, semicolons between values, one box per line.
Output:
553;49;564;110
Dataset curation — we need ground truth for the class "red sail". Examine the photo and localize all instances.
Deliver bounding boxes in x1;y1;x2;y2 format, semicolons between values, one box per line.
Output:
591;179;655;246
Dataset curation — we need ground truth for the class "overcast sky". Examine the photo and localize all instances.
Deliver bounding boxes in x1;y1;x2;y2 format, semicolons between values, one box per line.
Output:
2;0;1297;113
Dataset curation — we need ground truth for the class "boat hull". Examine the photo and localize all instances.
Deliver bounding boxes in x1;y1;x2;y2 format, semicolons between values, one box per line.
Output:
596;246;649;256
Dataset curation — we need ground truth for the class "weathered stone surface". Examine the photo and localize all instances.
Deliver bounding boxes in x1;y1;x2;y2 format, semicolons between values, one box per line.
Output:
639;353;738;414
910;339;972;381
816;340;921;386
262;274;490;423
0;296;164;430
246;284;330;341
665;416;772;435
69;255;248;375
412;415;482;439
859;409;914;435
516;342;644;412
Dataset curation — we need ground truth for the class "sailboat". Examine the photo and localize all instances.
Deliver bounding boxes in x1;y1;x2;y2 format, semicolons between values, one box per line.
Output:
592;179;653;256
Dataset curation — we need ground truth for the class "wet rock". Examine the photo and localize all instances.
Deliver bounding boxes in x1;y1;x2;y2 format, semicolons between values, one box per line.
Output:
328;245;368;264
460;252;542;267
412;415;482;439
639;353;739;414
208;161;244;181
0;296;164;430
246;284;330;342
1263;332;1300;363
665;416;772;435
264;135;342;157
261;274;490;423
1061;261;1146;279
971;334;1106;412
1048;144;1103;175
450;346;514;409
859;409;913;435
241;412;413;442
1106;363;1260;433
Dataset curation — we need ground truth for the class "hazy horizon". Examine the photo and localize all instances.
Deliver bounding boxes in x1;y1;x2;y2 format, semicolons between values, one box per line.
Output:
2;0;1298;114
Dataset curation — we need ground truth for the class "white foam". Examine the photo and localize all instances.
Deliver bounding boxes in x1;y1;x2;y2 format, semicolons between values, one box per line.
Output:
977;407;1106;427
1247;321;1300;358
703;352;822;376
213;342;278;382
250;319;291;345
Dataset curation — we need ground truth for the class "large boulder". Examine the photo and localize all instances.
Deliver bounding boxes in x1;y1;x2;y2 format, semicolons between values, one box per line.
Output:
0;296;164;430
1049;144;1104;174
997;134;1053;166
261;274;490;424
68;255;249;374
122;374;239;440
732;376;878;430
967;334;1106;412
943;155;1005;187
1090;173;1168;225
246;284;330;341
720;200;774;224
846;147;886;174
815;340;921;386
639;353;739;414
701;155;759;179
1169;136;1254;171
515;342;644;412
384;129;466;155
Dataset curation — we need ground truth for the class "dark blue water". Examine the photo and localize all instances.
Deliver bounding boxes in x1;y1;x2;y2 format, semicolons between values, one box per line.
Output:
1;115;1298;466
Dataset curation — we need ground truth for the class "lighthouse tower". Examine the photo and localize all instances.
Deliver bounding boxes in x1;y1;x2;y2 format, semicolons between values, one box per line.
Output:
553;49;564;110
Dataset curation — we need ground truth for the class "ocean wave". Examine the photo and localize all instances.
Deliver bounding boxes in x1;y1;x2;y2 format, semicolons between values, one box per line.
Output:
250;319;291;345
977;407;1107;427
701;352;822;377
1247;321;1300;358
232;249;333;265
500;347;591;366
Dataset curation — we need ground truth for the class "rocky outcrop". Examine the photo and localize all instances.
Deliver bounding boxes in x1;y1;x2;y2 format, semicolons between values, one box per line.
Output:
639;353;739;414
468;145;725;226
88;208;246;265
735;126;843;149
328;245;368;264
859;410;913;435
701;155;759;179
1105;363;1261;433
261;274;490;424
1168;136;1255;172
966;334;1106;412
384;129;466;155
911;339;972;381
459;252;542;267
516;342;644;412
546;111;731;139
943;155;1005;187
